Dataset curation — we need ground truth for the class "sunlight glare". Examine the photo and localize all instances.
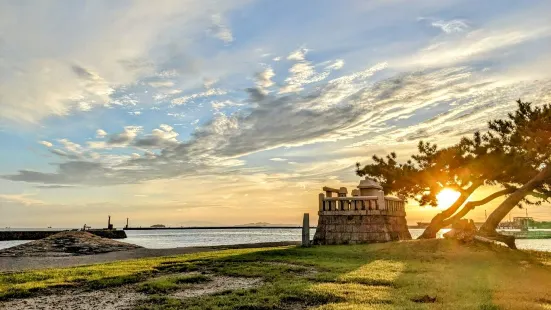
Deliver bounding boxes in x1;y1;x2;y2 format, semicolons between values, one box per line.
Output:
436;188;461;209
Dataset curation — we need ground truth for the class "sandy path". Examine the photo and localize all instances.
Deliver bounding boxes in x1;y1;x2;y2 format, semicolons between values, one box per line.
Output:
0;276;263;310
0;286;145;310
0;241;299;272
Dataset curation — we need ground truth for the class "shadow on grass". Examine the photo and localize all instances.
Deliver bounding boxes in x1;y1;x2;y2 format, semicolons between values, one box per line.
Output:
3;239;551;309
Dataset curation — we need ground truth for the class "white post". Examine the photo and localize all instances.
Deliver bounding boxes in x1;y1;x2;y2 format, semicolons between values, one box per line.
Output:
302;213;310;247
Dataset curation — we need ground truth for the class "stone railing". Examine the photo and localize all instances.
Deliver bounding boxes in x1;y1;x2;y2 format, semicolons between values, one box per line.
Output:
318;194;405;216
319;196;379;211
384;197;405;212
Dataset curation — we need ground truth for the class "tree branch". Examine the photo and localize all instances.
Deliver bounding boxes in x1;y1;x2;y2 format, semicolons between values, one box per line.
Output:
442;188;516;227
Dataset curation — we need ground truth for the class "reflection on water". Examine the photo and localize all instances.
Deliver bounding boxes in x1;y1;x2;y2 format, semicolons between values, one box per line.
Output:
1;228;550;251
0;240;28;250
124;228;319;249
409;228;451;239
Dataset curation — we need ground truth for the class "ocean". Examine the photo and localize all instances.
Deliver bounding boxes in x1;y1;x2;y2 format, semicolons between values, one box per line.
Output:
1;228;550;251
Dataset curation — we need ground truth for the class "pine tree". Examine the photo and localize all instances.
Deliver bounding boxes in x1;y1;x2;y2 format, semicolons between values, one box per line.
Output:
356;100;551;244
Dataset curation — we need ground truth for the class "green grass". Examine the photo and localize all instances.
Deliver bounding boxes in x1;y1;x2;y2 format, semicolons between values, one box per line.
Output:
2;239;551;309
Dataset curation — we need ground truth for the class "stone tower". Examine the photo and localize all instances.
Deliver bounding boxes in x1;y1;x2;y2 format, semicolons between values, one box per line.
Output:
313;177;411;245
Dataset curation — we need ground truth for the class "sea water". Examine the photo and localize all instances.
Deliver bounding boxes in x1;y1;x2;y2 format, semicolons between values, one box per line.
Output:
1;228;550;251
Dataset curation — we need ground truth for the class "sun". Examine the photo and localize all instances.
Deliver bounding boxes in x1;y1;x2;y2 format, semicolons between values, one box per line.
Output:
436;188;461;209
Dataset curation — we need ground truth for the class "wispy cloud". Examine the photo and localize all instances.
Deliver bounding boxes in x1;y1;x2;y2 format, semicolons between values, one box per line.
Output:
0;193;44;206
209;14;234;43
0;1;247;123
427;18;470;34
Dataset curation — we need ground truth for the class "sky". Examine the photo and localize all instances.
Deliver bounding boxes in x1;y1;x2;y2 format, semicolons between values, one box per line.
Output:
1;0;551;228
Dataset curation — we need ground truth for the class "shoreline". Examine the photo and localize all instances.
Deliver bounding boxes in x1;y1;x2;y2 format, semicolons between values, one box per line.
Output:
0;241;300;273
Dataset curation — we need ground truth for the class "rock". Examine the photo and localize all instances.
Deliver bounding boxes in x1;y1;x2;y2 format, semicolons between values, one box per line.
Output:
0;231;142;257
443;219;477;242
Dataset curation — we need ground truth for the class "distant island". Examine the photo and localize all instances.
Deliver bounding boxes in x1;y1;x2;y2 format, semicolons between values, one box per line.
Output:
150;224;166;228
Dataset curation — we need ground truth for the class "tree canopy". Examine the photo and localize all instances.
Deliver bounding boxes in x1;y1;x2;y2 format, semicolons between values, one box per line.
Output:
356;100;551;241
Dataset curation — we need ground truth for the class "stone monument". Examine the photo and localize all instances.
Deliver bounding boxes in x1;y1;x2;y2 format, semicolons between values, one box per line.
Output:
313;177;411;245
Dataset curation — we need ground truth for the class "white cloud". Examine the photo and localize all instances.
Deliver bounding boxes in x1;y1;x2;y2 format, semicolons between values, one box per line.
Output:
404;24;551;68
89;126;142;149
288;63;315;83
96;129;107;138
58;138;83;154
280;59;331;94
273;57;281;62
431;19;469;34
160;124;174;132
132;125;180;149
148;81;175;88
39;141;53;148
211;100;244;111
129;111;142;116
0;1;247;123
326;59;345;70
78;102;93;112
203;78;218;89
287;48;308;61
270;158;287;162
172;88;227;105
255;67;275;90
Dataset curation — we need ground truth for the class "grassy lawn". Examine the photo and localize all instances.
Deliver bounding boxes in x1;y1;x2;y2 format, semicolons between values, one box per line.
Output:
2;239;551;309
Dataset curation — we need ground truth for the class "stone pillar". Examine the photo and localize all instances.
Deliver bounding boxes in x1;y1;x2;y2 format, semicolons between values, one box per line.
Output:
358;177;385;210
302;213;310;247
319;193;325;211
338;187;348;211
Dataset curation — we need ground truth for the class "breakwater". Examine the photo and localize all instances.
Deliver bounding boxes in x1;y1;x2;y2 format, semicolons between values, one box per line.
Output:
0;230;127;241
499;230;551;239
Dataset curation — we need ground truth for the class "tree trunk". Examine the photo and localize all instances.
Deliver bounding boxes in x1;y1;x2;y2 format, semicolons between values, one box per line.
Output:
418;184;479;239
480;165;551;234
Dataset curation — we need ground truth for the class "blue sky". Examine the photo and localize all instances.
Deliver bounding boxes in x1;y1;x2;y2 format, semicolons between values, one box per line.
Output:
1;0;551;227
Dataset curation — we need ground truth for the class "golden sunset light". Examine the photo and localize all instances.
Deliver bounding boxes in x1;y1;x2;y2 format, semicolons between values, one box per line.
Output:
436;188;461;209
1;2;551;308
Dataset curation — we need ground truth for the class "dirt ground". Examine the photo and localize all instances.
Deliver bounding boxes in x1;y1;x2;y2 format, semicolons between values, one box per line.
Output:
0;275;262;310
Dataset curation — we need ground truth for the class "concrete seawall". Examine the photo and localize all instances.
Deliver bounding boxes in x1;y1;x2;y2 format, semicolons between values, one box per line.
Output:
0;230;127;241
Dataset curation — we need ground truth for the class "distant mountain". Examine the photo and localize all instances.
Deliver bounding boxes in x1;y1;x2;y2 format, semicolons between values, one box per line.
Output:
233;222;300;227
176;221;223;227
